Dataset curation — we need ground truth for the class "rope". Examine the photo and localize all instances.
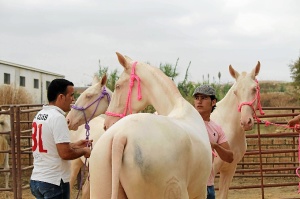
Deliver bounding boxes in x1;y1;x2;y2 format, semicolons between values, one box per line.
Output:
237;79;300;194
71;86;110;198
106;61;142;118
254;115;300;194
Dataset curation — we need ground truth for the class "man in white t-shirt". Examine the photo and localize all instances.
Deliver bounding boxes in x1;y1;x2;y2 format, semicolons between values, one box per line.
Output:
193;85;234;199
30;79;92;199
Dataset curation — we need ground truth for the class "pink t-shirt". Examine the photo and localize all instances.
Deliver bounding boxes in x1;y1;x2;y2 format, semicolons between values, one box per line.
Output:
205;120;227;186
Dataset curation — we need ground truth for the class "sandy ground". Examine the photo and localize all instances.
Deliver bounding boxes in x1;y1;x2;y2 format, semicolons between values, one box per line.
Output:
0;175;300;199
1;187;300;199
1;184;300;199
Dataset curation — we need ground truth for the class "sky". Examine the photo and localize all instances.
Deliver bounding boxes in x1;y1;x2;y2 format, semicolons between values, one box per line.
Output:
1;0;300;86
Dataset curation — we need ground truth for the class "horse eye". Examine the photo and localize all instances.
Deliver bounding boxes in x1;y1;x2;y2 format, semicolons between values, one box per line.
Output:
233;90;237;95
115;84;120;90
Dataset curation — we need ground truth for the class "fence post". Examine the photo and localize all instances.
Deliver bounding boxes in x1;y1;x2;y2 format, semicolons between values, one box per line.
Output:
15;106;22;199
8;106;17;199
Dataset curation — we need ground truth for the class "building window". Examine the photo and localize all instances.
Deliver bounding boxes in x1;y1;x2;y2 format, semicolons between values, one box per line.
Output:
4;73;10;84
34;79;39;89
20;76;26;87
46;81;50;90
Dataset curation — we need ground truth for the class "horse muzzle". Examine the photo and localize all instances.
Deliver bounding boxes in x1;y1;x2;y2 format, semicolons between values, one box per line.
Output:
240;117;254;131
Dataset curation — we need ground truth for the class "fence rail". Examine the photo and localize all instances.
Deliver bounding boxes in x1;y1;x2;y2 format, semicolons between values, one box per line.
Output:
215;107;300;199
1;105;300;199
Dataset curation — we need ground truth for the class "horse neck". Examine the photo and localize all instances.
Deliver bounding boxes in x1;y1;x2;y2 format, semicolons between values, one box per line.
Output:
139;67;183;116
216;84;241;121
144;84;184;116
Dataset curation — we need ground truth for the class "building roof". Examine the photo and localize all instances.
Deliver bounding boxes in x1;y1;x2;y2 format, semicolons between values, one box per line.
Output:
0;60;64;77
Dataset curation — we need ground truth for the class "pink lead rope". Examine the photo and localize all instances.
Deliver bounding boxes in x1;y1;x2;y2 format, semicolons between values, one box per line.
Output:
238;79;300;194
106;61;142;118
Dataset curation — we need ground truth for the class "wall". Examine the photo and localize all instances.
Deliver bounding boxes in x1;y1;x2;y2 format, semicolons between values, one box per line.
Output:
0;60;64;104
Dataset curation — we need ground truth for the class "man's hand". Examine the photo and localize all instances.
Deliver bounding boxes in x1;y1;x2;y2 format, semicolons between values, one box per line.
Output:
72;139;93;149
210;142;216;150
82;147;91;158
288;115;300;132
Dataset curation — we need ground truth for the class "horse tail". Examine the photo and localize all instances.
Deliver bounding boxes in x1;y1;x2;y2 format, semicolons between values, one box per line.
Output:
111;135;127;199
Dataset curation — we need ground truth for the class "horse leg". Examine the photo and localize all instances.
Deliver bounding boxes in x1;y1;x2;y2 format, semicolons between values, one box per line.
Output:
81;179;90;199
4;151;9;189
117;183;128;199
70;158;84;190
191;184;206;199
180;189;189;199
90;135;113;199
217;167;237;199
4;142;10;199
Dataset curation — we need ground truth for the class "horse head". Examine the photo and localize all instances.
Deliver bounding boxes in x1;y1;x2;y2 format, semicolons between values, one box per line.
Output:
104;52;151;130
229;61;261;131
66;74;112;130
0;114;10;133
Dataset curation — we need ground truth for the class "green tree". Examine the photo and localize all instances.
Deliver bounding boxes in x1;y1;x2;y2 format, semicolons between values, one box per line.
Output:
178;61;194;98
289;55;300;87
98;60;119;91
159;60;179;80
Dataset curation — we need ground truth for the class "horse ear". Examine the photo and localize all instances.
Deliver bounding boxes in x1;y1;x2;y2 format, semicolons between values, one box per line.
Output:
100;73;107;86
251;61;260;78
124;55;133;61
116;52;130;70
229;65;240;80
92;75;100;86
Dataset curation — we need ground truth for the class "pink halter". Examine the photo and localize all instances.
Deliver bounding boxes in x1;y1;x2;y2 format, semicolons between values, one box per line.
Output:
237;79;264;116
105;61;142;118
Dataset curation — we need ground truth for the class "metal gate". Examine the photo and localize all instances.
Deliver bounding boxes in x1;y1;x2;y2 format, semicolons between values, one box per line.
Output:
215;107;300;199
0;105;300;198
0;104;42;199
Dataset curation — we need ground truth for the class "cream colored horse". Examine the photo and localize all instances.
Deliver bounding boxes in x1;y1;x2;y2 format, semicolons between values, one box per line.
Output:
0;113;10;196
66;74;112;199
211;62;261;199
67;74;111;131
89;52;212;199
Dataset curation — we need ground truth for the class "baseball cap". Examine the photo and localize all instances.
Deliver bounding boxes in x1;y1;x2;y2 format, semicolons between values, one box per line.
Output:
193;85;216;96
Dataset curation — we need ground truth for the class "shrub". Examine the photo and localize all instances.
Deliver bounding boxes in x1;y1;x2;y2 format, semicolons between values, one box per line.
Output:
0;85;33;105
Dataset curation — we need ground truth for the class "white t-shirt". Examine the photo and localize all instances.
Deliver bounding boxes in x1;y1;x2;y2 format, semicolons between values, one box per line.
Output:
31;105;71;186
205;120;227;186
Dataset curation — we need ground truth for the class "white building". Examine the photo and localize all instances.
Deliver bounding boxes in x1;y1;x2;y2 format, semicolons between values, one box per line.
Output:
0;60;64;104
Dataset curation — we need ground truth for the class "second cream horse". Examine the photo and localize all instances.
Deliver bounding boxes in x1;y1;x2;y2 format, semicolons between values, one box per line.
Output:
212;62;261;199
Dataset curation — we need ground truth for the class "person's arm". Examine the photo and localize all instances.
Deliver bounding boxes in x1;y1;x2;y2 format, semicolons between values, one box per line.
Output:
70;139;93;149
56;142;91;160
211;141;233;163
288;115;300;127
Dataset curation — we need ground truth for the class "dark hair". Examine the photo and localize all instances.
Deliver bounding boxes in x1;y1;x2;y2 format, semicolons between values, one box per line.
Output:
210;95;217;112
47;79;74;103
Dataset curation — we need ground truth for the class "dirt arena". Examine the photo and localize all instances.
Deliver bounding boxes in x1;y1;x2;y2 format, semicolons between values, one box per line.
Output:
0;177;299;199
